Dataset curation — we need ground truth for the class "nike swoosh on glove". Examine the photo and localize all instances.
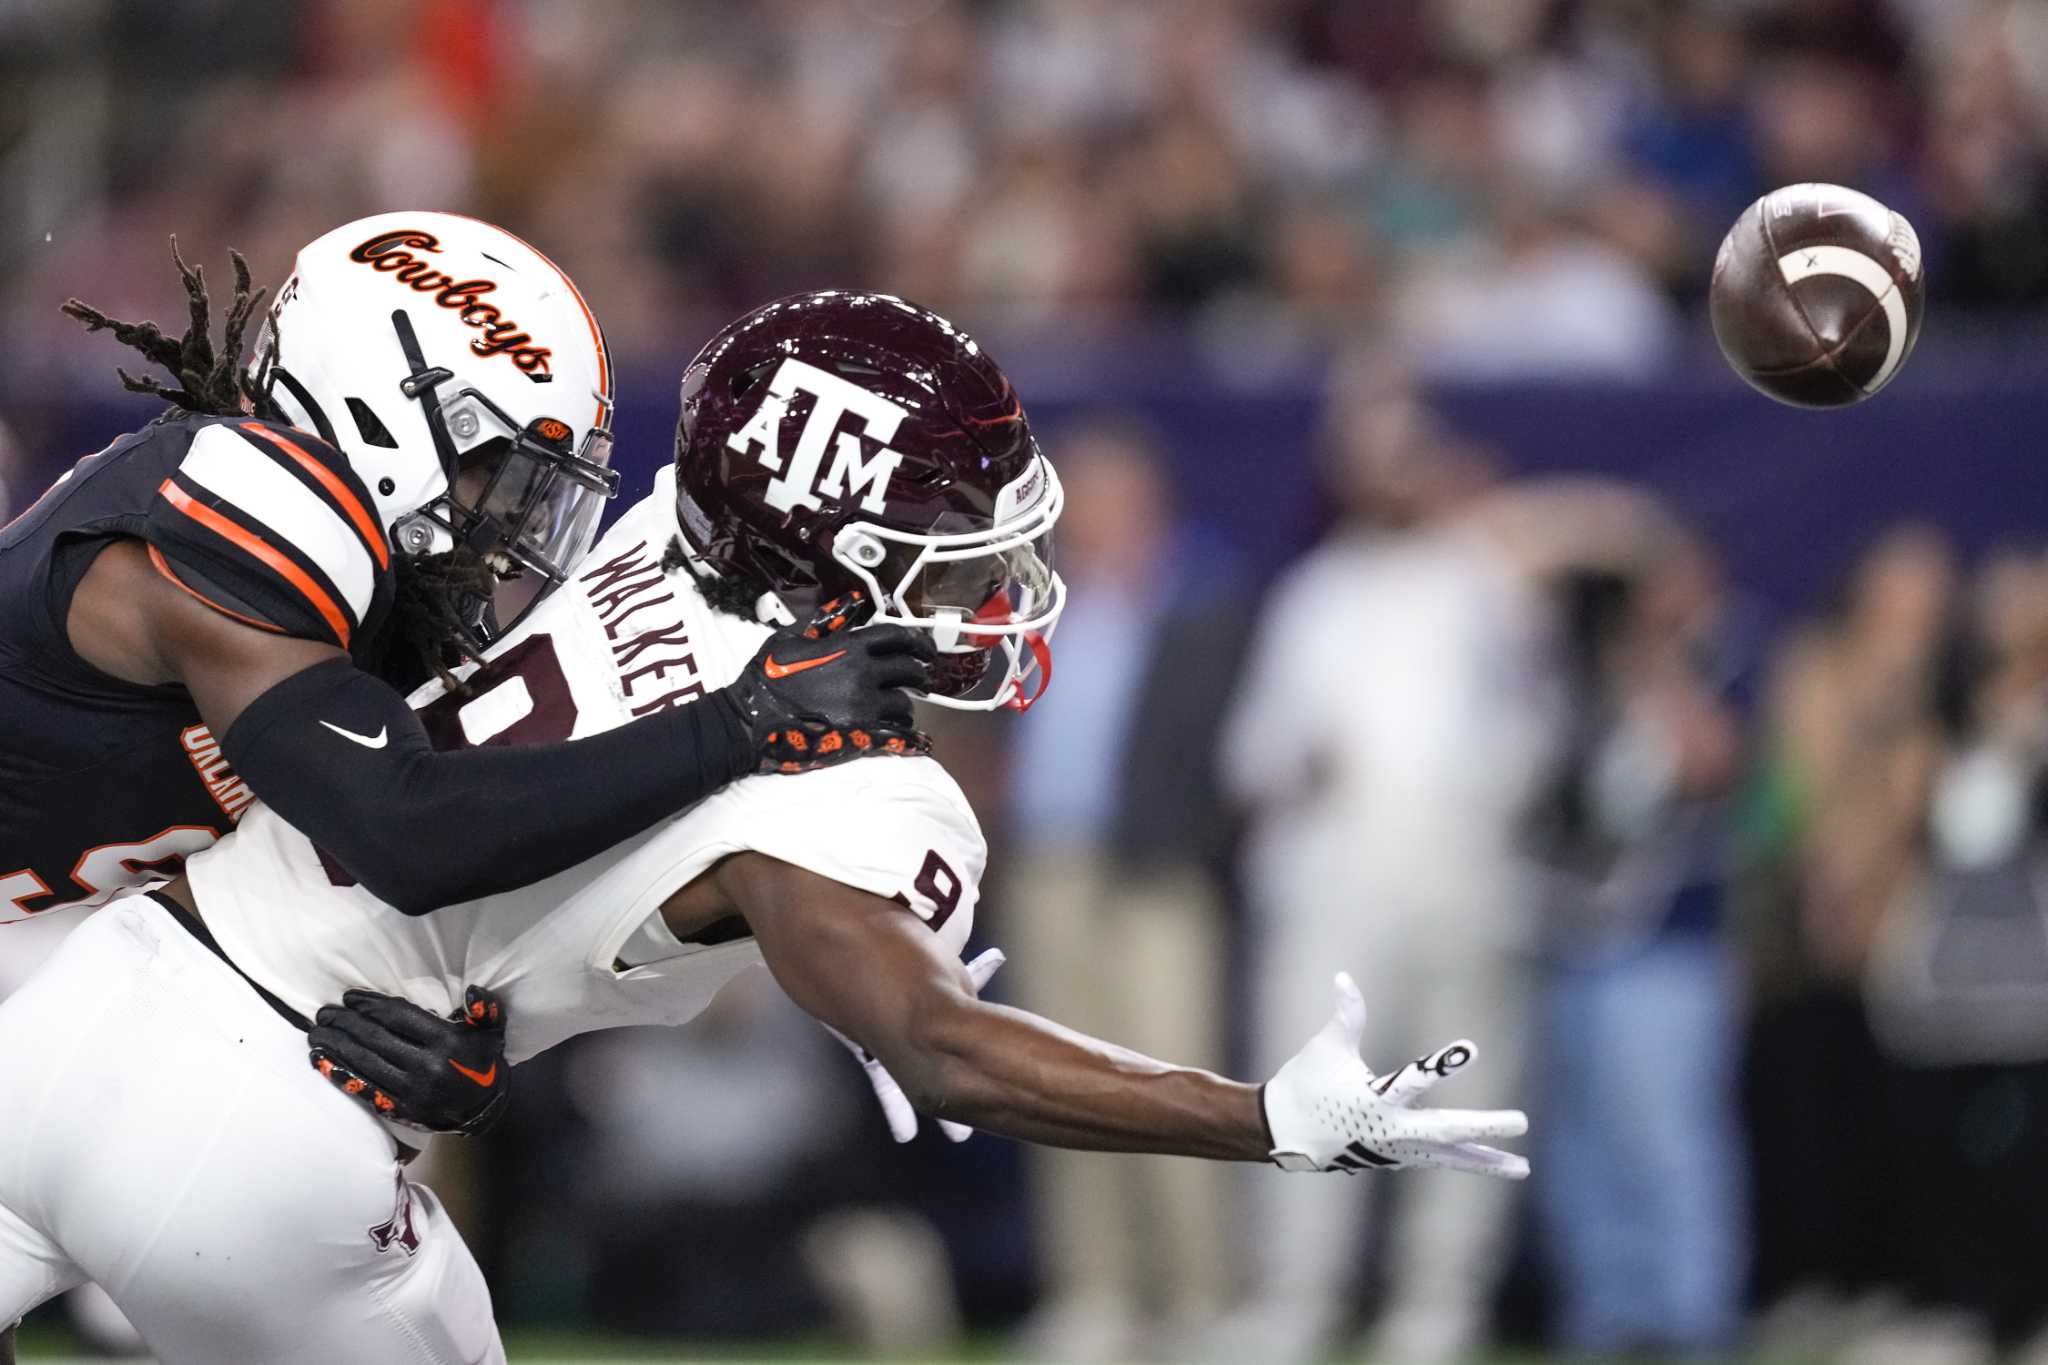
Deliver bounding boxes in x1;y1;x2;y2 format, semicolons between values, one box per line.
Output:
308;984;510;1136
1260;972;1529;1178
830;948;1006;1143
719;590;937;774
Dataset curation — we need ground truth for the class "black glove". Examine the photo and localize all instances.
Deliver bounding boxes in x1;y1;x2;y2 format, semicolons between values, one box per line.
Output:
719;591;936;773
308;985;510;1136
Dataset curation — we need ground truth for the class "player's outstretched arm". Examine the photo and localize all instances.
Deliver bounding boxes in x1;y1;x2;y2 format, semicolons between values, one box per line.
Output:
721;855;1528;1174
68;542;931;915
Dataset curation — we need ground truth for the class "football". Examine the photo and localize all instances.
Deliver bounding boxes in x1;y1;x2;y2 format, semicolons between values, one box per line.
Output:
1710;182;1925;408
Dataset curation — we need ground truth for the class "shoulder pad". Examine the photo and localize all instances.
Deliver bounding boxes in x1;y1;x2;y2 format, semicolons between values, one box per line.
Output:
709;758;987;956
142;420;392;648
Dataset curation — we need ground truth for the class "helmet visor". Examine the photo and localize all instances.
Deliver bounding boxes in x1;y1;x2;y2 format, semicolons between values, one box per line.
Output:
833;458;1067;711
437;391;618;585
901;526;1057;635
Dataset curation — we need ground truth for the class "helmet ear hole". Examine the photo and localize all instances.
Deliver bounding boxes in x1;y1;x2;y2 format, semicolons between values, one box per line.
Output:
346;397;399;449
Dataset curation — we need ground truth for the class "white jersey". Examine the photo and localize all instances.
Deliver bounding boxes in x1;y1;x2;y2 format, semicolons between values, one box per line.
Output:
185;468;984;1064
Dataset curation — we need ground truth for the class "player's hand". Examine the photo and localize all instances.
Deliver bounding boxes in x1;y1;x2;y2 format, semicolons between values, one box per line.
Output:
721;590;936;774
308;985;510;1136
1261;972;1528;1179
831;947;1006;1143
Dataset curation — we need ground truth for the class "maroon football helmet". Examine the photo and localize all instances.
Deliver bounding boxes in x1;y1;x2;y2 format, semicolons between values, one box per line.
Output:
674;291;1064;711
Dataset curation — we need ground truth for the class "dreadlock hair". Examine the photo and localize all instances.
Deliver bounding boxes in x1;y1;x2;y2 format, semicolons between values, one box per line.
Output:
65;237;500;689
385;547;498;695
62;237;283;421
664;534;774;619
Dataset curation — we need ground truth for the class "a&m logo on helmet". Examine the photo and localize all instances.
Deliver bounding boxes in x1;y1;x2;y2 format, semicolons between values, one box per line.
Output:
727;358;907;516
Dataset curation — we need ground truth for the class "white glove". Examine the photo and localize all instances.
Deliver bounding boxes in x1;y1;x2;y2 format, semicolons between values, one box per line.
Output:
830;948;1006;1144
1261;972;1529;1179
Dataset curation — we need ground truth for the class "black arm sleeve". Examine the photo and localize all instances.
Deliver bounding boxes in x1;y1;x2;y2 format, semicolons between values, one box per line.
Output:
219;658;752;915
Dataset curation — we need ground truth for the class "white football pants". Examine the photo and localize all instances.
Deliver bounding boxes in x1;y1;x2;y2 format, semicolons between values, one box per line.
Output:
0;894;502;1365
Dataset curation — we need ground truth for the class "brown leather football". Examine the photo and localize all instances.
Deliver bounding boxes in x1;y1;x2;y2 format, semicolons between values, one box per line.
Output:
1710;183;1925;408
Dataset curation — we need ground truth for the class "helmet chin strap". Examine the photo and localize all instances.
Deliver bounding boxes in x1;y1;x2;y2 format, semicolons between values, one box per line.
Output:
1005;631;1054;713
390;309;461;484
969;592;1051;713
927;590;1055;713
387;308;495;646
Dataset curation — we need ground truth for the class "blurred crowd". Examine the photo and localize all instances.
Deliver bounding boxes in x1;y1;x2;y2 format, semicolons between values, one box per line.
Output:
5;0;2048;421
964;374;2048;1364
9;1;2048;1362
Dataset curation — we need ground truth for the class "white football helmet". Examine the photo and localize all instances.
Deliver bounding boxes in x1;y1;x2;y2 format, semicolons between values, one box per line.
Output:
249;210;617;636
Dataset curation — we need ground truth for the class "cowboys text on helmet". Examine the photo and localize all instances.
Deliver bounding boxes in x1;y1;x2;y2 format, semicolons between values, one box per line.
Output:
346;230;554;378
250;211;619;643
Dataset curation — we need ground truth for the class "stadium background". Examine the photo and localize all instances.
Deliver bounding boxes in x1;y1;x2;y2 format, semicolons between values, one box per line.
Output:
4;1;2048;1361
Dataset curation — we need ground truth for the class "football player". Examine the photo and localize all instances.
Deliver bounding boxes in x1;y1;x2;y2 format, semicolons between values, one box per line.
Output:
0;215;933;1137
0;293;1526;1365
